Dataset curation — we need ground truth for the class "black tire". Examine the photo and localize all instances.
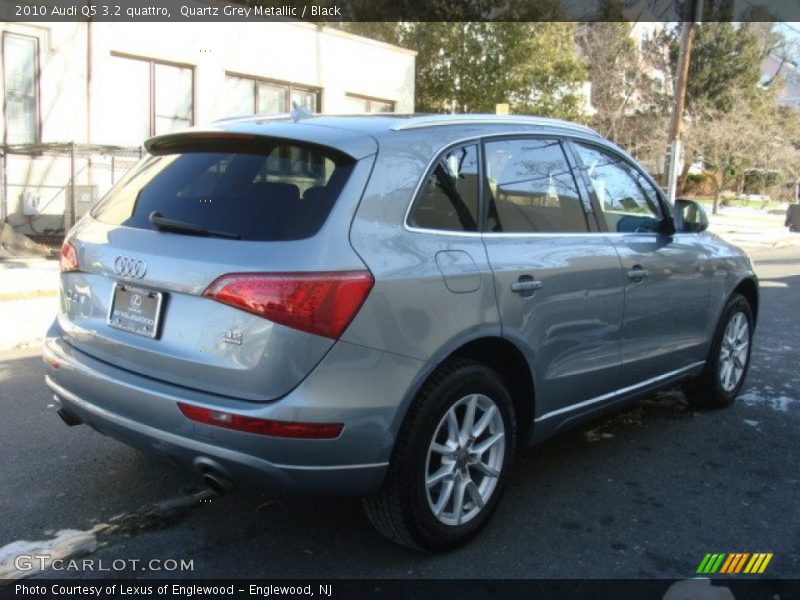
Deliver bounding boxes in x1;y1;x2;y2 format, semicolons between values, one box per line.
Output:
363;358;517;551
683;293;754;409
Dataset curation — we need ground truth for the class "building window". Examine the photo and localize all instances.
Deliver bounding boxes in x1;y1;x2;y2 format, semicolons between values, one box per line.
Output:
345;94;395;113
3;33;39;145
640;30;651;52
110;54;193;145
223;74;320;117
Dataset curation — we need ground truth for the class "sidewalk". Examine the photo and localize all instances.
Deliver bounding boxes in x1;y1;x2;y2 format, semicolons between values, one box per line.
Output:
0;258;59;352
707;206;800;249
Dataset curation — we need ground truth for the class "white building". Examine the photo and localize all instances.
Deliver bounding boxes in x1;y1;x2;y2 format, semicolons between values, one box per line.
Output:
761;53;800;110
0;20;415;235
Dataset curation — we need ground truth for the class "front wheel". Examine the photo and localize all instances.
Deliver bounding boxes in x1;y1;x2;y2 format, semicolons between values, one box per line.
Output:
684;293;754;408
363;359;516;551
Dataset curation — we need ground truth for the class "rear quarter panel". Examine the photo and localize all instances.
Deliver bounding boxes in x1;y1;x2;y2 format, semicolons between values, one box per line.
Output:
344;130;502;363
344;131;507;438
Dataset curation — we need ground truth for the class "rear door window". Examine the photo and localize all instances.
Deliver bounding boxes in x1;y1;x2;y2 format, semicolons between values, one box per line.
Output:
484;138;588;233
92;140;355;241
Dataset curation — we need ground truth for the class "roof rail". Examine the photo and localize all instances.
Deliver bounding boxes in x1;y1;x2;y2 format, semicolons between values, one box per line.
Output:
390;114;601;137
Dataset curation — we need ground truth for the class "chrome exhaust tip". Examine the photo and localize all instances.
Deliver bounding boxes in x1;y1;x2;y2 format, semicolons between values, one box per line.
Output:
57;408;83;427
202;471;233;494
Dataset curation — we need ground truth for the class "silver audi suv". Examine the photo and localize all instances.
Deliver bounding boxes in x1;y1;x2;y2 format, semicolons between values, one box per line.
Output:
44;114;758;550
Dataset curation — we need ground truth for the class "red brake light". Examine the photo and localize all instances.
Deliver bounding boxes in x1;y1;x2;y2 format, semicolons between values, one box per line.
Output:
177;403;343;439
59;240;79;272
203;271;374;339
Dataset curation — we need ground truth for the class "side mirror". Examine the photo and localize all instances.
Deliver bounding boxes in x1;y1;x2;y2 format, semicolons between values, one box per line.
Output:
674;198;709;233
659;214;676;236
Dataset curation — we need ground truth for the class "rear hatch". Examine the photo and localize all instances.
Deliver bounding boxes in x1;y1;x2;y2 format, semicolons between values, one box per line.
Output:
58;130;376;402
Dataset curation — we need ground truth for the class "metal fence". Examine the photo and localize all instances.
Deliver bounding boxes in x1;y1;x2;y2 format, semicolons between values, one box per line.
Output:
1;142;142;247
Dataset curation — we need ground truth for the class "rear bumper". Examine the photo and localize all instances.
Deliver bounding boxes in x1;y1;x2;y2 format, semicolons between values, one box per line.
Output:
43;320;428;495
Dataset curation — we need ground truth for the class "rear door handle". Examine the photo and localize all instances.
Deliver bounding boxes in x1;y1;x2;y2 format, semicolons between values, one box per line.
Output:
511;277;543;296
626;266;650;282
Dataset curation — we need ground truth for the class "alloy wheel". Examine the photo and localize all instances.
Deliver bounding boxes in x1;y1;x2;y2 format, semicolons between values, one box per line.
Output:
424;393;506;526
719;311;750;392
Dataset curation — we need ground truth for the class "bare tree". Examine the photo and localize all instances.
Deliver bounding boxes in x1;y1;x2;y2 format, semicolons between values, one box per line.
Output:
683;87;800;213
577;23;672;172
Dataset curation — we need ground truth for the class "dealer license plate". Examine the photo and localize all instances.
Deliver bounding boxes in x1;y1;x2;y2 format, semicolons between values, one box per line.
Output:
107;283;164;339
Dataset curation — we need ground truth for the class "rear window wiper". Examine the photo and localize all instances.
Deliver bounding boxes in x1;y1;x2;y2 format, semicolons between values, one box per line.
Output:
148;211;241;240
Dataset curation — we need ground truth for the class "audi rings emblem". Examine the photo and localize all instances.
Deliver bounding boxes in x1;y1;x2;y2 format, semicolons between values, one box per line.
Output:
114;256;147;279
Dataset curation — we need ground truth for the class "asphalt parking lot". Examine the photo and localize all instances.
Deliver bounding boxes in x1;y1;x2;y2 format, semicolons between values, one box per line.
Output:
0;245;798;580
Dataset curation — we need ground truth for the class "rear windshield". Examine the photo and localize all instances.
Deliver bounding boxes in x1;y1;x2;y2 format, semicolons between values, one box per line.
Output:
92;140;355;241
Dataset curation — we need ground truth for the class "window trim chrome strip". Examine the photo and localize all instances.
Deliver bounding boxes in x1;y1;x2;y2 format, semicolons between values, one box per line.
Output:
534;361;705;423
401;226;699;240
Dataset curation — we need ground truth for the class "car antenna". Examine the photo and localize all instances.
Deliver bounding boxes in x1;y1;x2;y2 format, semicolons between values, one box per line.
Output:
291;101;313;123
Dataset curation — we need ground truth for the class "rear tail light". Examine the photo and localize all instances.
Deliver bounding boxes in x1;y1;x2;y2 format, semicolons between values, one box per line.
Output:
203;270;374;339
177;403;343;439
59;240;79;272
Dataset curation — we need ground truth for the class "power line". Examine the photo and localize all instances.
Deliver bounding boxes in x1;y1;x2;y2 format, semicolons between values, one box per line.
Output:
781;23;800;36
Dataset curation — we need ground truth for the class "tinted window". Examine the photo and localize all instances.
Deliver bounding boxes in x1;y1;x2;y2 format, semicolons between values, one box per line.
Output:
409;144;480;232
92;141;354;241
573;143;663;233
485;139;587;233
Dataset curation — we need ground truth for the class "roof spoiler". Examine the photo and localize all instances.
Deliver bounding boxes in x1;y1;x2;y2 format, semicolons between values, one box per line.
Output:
143;131;259;154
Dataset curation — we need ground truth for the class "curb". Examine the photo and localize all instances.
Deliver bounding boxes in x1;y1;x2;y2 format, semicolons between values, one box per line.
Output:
773;237;800;248
0;290;59;302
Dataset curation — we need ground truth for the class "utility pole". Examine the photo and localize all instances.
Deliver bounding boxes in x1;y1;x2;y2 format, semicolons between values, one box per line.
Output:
665;0;699;203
